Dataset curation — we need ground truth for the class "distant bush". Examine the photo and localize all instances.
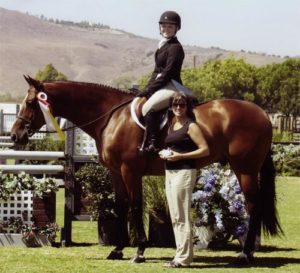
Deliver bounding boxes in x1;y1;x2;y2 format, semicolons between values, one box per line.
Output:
272;144;300;176
272;131;293;142
26;136;65;152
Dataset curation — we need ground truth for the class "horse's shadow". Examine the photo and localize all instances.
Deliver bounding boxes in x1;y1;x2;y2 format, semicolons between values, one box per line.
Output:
147;244;299;268
147;255;300;269
208;243;296;252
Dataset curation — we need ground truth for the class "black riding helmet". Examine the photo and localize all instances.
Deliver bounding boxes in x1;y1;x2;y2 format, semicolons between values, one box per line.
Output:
159;11;181;30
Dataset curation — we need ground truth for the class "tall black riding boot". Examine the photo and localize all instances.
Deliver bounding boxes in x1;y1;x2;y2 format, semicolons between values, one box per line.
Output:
143;111;160;154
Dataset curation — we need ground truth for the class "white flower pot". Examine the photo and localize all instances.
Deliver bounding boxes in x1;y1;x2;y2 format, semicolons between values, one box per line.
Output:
194;226;215;249
0;233;51;247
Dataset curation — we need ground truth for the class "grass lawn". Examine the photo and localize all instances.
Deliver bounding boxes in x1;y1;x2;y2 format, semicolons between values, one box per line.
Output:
0;176;299;273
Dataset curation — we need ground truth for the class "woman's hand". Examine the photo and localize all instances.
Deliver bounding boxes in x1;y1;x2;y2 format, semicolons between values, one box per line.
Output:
159;149;182;161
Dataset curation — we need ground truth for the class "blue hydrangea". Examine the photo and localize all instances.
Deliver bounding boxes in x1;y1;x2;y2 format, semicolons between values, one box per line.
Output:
192;163;249;245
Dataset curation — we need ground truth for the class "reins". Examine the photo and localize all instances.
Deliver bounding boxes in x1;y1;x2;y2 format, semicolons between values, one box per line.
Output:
37;98;134;134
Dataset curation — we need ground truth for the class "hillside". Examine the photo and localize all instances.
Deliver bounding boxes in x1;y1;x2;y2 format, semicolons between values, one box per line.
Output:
0;8;285;101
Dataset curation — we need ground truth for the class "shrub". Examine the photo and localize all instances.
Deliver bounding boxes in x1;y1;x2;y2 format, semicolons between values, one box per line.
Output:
25;136;65;151
75;163;116;220
0;171;58;200
272;144;300;176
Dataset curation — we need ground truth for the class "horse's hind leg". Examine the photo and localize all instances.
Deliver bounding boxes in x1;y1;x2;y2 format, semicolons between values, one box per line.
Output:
107;173;129;260
235;172;261;264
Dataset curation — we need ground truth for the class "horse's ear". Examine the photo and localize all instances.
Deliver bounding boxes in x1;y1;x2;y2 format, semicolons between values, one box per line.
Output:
24;75;43;91
23;75;31;85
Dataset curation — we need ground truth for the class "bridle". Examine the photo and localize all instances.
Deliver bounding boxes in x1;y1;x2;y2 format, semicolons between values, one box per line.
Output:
17;101;36;136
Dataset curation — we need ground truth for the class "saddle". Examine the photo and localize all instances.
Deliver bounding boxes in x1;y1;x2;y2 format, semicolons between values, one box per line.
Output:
130;97;168;131
130;97;169;154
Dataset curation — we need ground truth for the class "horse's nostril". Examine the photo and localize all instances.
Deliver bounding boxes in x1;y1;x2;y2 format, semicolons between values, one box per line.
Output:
11;134;17;143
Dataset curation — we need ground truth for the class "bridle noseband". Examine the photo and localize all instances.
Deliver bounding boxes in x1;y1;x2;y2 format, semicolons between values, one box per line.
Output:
17;113;35;136
16;97;37;137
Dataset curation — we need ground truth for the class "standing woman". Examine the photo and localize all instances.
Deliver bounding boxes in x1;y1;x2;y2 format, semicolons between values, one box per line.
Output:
137;11;184;153
159;93;210;268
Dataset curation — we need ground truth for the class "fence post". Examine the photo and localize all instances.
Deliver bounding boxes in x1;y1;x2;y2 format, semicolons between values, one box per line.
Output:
61;121;75;246
0;110;3;135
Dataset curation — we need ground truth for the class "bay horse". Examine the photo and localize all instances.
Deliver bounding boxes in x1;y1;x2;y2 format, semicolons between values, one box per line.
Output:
11;76;282;264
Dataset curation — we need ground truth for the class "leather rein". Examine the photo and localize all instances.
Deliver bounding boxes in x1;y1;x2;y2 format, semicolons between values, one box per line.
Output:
17;97;134;136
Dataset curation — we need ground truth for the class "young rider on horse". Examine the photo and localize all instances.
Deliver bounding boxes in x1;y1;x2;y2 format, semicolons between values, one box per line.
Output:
137;11;185;154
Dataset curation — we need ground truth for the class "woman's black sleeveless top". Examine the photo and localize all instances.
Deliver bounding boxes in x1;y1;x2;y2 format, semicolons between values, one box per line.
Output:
164;120;197;170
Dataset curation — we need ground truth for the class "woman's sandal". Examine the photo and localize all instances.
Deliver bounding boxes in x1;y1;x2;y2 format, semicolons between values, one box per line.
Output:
163;261;189;268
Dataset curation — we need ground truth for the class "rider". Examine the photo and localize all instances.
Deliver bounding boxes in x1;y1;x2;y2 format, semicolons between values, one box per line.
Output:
137;11;185;153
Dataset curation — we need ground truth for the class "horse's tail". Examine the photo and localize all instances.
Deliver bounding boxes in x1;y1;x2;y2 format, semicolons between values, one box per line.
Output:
259;149;283;236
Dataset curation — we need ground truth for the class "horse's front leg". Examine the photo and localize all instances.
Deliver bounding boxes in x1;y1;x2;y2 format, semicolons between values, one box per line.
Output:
122;166;147;263
107;172;129;260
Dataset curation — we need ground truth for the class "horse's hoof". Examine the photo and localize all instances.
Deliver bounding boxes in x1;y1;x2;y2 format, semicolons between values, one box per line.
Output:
107;250;124;260
129;254;146;263
234;252;254;266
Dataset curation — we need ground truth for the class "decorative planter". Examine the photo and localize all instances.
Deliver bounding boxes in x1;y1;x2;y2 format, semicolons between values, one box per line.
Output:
194;226;215;249
32;192;56;227
0;191;56;247
0;233;51;247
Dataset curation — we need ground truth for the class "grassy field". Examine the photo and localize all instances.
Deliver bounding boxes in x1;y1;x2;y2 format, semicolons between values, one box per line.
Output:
0;176;299;273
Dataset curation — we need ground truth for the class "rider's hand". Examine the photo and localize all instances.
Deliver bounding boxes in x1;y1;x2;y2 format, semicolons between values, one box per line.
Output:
135;89;152;98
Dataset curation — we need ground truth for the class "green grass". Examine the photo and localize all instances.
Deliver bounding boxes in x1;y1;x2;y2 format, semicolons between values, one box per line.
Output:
0;177;299;273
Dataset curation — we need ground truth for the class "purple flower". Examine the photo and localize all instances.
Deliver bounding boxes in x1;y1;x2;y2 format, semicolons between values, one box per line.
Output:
234;184;242;194
206;175;216;186
235;223;247;236
204;183;213;192
234;200;243;210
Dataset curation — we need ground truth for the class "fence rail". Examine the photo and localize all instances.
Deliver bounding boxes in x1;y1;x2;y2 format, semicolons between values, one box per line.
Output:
0;150;64;160
0;150;65;174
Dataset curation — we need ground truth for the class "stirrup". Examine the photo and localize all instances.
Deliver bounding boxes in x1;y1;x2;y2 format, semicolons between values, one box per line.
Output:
139;143;160;155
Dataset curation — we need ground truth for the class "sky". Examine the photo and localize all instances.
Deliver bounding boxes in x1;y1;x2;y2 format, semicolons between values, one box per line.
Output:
0;0;299;57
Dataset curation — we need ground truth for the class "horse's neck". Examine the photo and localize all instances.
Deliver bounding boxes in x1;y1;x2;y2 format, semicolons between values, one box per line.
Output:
46;82;131;137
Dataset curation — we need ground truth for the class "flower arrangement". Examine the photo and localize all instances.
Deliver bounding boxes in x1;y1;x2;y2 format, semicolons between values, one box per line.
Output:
0;171;59;244
192;163;249;247
0;171;59;200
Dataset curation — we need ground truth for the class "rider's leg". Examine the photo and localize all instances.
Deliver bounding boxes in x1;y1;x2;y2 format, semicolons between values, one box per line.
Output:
141;85;176;153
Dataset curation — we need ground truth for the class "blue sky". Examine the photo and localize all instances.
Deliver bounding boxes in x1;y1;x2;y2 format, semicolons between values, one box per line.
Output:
0;0;299;56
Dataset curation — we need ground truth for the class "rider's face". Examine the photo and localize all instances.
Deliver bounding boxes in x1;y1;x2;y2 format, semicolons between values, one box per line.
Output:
159;23;177;38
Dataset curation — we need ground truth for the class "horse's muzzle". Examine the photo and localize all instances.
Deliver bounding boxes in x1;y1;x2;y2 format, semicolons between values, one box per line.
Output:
10;129;29;145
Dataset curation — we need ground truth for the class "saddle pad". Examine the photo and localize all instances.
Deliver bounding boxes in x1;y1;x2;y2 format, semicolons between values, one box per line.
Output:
130;98;168;130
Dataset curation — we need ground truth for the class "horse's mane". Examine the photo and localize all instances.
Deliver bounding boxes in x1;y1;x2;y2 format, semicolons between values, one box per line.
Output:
43;80;136;95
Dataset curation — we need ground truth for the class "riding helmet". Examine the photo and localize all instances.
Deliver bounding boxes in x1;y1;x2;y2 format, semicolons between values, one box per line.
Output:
159;11;181;30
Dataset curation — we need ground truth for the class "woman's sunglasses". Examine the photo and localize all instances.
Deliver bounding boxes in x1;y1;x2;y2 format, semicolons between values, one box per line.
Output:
172;103;186;108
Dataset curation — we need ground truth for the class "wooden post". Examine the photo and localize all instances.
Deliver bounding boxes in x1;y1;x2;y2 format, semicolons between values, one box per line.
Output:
0;110;3;135
61;121;75;246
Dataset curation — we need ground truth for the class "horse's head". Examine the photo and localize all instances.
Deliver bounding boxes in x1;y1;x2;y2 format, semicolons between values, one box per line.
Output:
11;76;45;145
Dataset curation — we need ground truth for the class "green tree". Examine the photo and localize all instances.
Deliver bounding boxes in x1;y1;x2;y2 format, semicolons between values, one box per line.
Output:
35;63;67;81
181;57;257;102
256;58;300;115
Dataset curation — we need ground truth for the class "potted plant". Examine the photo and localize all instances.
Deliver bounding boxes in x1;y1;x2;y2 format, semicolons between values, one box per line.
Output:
192;164;249;249
75;163;117;245
0;171;59;246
